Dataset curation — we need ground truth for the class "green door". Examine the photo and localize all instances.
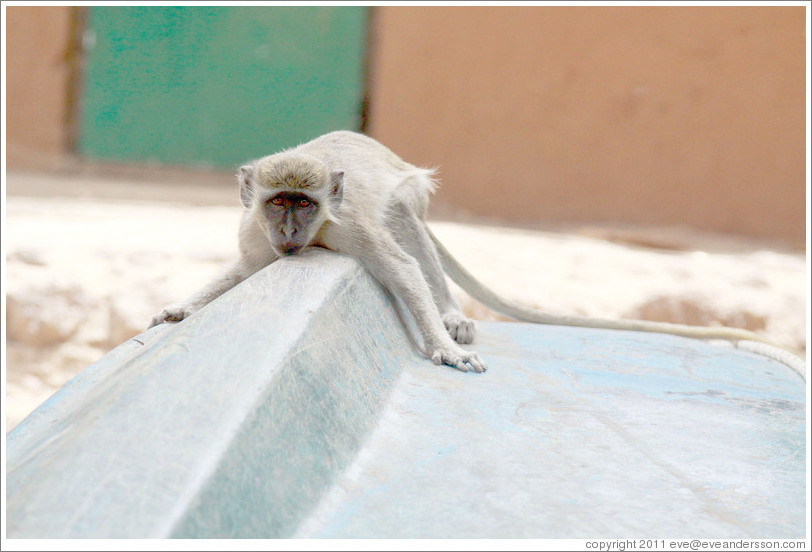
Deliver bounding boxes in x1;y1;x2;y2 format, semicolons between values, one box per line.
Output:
78;6;368;168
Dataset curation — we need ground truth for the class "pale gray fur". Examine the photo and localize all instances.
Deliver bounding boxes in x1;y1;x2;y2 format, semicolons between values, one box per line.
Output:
150;131;485;373
150;130;803;375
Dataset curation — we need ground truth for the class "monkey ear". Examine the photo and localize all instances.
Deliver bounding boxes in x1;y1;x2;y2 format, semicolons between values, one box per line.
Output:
237;165;254;208
329;171;344;210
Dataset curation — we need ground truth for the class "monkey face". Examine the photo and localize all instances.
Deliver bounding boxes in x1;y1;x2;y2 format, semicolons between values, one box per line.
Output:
240;155;344;257
263;191;322;256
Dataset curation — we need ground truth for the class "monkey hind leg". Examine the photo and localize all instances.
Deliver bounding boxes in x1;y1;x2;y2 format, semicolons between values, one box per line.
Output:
389;171;436;221
385;197;476;345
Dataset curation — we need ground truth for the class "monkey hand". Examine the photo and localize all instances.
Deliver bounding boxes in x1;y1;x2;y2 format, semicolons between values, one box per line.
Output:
442;312;476;344
428;340;488;373
149;303;196;328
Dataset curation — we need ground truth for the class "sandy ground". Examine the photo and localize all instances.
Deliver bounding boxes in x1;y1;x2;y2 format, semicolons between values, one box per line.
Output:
3;170;808;431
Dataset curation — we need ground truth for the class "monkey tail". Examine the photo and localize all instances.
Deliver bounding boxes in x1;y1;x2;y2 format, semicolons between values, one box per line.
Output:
426;225;806;377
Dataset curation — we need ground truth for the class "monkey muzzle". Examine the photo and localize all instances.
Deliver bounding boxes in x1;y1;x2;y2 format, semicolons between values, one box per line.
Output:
279;243;303;256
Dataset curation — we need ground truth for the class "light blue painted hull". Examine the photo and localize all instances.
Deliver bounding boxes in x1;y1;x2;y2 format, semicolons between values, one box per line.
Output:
5;251;806;539
296;322;806;538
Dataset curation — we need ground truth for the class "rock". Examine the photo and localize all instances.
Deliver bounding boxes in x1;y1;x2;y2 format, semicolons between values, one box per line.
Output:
6;285;93;346
7;248;48;266
626;293;768;331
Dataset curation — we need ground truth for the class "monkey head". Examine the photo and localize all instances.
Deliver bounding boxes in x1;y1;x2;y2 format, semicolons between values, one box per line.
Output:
238;153;343;256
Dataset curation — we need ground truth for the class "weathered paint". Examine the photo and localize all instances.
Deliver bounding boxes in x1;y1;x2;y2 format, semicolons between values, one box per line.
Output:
296;323;805;538
5;250;806;538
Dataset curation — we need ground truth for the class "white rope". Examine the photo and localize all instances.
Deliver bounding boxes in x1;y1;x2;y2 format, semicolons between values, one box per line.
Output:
736;340;807;380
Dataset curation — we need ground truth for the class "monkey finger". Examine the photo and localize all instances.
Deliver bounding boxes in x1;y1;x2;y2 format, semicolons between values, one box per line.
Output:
464;353;487;373
448;354;470;372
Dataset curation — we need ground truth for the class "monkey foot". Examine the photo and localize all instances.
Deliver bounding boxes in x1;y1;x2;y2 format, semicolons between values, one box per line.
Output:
430;345;487;373
443;312;476;344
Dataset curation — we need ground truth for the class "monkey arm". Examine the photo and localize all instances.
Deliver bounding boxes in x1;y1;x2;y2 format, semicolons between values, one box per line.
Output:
343;225;487;373
149;259;258;328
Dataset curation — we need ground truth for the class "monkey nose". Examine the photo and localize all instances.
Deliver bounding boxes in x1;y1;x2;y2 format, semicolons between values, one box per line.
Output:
281;243;302;256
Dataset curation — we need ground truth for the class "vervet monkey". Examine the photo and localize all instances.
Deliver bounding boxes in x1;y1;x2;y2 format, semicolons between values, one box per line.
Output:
151;131;803;375
151;131;485;372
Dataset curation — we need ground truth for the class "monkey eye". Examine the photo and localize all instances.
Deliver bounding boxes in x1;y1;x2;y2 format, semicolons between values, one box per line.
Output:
270;197;284;206
298;199;311;208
